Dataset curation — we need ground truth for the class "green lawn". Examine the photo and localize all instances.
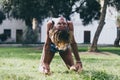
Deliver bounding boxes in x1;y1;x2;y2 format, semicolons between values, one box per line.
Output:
0;46;120;80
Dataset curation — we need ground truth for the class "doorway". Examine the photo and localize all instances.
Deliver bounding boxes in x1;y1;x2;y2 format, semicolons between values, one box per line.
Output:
16;30;23;43
84;31;90;44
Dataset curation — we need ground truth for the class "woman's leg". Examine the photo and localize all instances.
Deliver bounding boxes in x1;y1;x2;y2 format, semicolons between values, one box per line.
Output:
59;48;74;69
39;49;55;74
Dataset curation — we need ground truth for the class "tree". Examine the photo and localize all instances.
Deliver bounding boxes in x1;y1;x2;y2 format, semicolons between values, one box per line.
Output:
0;10;6;24
1;0;101;43
1;0;103;44
2;0;49;26
43;0;80;20
0;10;6;42
2;0;49;43
2;0;80;43
110;0;120;11
74;0;101;25
89;0;120;52
0;0;6;24
2;0;101;25
89;0;108;52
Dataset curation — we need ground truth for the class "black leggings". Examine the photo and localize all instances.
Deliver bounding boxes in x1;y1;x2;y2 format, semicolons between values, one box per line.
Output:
50;43;65;53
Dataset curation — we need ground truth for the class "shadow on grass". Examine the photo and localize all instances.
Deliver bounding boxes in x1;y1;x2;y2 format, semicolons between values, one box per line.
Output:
0;73;33;80
99;47;120;56
48;69;119;80
0;47;120;60
0;47;41;60
80;70;119;80
78;46;120;56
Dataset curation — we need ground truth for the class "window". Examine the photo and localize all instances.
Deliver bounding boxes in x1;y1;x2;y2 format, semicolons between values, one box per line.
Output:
4;29;11;38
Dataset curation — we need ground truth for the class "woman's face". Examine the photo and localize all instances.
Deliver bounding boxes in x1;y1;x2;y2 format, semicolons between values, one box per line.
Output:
55;17;67;30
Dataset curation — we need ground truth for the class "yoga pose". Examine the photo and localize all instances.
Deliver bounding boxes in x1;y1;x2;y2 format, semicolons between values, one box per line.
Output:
39;16;82;74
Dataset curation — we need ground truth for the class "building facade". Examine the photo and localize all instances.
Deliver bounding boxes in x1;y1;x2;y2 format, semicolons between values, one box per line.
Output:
0;18;26;43
41;7;117;45
0;7;118;45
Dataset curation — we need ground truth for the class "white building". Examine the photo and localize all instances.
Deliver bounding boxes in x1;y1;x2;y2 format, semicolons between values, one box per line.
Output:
41;7;117;45
0;6;118;45
0;18;26;43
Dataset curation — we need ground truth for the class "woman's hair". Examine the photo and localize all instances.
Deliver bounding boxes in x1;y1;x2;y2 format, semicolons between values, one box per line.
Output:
54;30;71;44
49;28;72;48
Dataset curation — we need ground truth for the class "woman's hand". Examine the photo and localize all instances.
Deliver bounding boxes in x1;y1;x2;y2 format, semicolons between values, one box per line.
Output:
70;61;82;72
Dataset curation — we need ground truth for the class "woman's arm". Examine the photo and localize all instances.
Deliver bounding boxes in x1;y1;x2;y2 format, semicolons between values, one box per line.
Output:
68;21;82;72
68;21;81;62
43;21;53;52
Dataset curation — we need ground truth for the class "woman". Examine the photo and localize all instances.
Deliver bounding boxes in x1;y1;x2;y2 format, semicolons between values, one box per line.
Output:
39;16;82;74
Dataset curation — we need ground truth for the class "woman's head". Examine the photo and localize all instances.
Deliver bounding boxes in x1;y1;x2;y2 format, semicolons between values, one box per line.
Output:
54;16;68;30
49;17;72;50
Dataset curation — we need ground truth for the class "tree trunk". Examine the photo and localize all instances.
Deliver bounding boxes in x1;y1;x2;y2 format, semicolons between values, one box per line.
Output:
88;0;109;52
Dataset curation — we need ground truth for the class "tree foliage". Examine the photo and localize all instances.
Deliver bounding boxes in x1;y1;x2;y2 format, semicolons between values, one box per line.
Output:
89;0;120;52
2;0;80;26
75;0;101;25
2;0;101;25
44;0;80;20
0;10;6;24
2;0;48;26
109;0;120;11
1;0;101;43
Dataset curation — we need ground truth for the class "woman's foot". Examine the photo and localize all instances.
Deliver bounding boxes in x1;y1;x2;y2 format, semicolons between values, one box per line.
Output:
39;65;51;75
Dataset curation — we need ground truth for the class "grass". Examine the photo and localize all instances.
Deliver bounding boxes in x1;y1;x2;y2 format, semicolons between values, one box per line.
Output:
0;46;120;80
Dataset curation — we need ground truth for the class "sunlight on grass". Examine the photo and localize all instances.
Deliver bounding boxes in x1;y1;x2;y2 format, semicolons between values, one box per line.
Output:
0;47;120;80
